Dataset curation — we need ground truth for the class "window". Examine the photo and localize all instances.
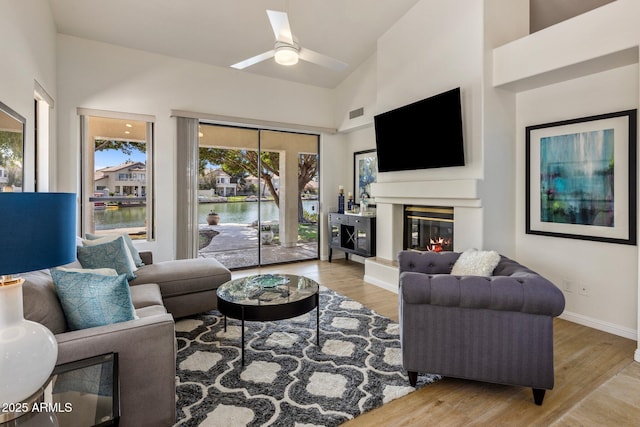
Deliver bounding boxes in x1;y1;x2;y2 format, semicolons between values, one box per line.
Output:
35;82;54;192
80;110;155;240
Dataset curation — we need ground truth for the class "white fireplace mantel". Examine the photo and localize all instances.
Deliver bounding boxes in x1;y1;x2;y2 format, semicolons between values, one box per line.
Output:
365;178;484;292
371;179;482;207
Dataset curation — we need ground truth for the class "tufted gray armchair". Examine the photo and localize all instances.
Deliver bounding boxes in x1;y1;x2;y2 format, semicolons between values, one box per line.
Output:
397;250;565;405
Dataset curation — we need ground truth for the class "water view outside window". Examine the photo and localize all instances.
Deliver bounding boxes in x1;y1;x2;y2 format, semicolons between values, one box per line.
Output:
82;114;154;240
196;123;319;269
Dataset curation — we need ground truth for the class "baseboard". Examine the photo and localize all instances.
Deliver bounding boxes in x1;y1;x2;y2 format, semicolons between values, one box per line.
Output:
363;257;399;294
559;310;638;341
362;273;398;294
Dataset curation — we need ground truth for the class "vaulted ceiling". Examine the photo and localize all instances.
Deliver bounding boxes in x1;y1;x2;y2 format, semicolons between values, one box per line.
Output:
48;0;616;89
49;0;421;89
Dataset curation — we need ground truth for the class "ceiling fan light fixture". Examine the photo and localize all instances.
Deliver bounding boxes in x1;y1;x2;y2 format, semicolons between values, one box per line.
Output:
274;44;299;66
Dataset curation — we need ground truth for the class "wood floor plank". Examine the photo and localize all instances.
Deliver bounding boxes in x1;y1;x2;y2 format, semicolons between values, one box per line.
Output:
233;259;640;426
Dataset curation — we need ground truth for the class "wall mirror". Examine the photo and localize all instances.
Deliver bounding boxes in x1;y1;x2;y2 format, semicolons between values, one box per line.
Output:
0;101;25;192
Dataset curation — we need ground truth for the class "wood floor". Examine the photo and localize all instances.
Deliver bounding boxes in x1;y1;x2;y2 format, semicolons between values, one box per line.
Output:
234;259;640;427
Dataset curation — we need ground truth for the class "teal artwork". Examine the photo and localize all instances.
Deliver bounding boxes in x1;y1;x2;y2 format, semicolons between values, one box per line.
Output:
355;150;377;200
540;129;614;227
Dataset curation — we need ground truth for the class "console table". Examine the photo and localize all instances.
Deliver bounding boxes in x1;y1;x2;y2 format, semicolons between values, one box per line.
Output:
328;213;376;262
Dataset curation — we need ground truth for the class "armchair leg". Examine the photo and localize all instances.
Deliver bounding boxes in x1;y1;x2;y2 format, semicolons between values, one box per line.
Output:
532;388;546;405
408;371;418;387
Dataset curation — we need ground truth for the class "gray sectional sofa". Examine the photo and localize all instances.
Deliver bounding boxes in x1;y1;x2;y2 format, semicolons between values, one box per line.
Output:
130;251;231;318
22;252;231;427
398;250;565;405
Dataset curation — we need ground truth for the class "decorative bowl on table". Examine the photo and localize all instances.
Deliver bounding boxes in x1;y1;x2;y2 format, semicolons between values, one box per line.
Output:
248;274;290;288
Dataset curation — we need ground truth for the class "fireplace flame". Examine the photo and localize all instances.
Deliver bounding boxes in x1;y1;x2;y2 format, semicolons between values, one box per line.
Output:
428;237;450;252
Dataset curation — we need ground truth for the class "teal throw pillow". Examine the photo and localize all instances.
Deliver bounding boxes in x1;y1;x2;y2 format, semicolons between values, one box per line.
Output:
77;236;137;280
55;267;119;276
51;269;136;331
82;235;137;274
85;232;144;267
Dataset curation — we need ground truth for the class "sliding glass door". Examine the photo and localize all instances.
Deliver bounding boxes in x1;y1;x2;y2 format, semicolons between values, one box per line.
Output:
196;123;319;269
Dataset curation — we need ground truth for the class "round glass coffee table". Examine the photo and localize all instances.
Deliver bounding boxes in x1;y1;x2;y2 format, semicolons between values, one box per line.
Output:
216;274;320;365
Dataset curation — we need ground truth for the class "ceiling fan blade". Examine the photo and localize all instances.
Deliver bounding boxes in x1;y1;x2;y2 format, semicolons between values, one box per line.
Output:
230;50;275;70
299;48;348;72
266;10;294;44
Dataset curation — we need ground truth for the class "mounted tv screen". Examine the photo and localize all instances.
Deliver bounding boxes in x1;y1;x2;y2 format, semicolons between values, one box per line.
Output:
374;87;464;172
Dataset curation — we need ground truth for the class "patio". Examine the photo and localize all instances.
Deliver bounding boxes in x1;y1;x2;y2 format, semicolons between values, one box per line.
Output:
198;224;318;269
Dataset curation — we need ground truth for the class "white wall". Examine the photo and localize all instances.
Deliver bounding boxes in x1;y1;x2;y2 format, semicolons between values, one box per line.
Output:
56;35;335;261
333;0;640;351
376;0;484;183
516;65;639;337
480;0;529;256
335;0;488;184
493;0;640;348
348;0;490;265
334;54;378;134
0;1;57;192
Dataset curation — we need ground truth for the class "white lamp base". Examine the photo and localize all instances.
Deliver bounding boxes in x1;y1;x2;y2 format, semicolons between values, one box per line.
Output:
0;385;49;424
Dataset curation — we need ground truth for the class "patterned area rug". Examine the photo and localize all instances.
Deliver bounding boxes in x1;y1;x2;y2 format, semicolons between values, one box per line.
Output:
173;287;440;426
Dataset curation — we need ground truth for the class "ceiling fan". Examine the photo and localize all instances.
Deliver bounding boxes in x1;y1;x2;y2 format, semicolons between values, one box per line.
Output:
230;10;348;71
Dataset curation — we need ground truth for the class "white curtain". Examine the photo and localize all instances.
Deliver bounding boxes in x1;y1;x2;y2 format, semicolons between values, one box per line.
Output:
175;116;199;259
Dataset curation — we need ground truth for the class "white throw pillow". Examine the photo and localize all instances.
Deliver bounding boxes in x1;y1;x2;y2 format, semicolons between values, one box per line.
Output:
450;249;501;277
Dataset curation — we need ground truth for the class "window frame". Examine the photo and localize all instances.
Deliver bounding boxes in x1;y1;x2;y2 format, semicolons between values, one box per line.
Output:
78;109;156;241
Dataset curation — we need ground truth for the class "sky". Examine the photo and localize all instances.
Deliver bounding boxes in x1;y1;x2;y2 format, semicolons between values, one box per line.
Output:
95;148;146;170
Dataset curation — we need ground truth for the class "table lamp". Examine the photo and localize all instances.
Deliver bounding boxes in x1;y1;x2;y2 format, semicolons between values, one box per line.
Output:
0;192;76;422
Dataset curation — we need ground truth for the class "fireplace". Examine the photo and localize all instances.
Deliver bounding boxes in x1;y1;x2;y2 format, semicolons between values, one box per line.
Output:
404;206;454;252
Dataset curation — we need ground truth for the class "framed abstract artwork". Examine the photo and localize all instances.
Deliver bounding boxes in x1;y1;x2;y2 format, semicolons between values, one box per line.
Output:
354;149;377;206
526;109;637;245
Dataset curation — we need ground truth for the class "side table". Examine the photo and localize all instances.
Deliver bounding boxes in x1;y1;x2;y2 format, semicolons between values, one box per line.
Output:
1;353;120;427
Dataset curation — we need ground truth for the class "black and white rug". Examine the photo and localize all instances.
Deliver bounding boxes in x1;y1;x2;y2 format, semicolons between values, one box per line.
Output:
173;287;440;426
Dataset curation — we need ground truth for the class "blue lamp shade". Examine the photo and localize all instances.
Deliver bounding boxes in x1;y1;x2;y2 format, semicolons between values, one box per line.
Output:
0;192;76;275
0;192;76;416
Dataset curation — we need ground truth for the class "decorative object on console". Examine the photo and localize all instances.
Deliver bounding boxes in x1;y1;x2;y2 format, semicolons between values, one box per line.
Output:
0;192;76;422
359;195;369;215
338;185;345;214
347;192;354;212
526;109;637;245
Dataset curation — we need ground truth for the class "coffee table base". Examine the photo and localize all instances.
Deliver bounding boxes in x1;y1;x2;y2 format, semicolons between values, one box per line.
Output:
222;292;320;366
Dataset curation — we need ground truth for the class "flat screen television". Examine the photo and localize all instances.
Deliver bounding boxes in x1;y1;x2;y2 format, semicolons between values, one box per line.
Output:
374;87;464;172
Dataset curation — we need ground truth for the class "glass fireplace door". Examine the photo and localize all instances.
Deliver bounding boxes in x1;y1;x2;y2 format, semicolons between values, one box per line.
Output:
404;206;454;252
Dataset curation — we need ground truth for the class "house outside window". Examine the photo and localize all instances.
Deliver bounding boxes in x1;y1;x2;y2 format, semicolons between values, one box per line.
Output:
80;110;155;240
